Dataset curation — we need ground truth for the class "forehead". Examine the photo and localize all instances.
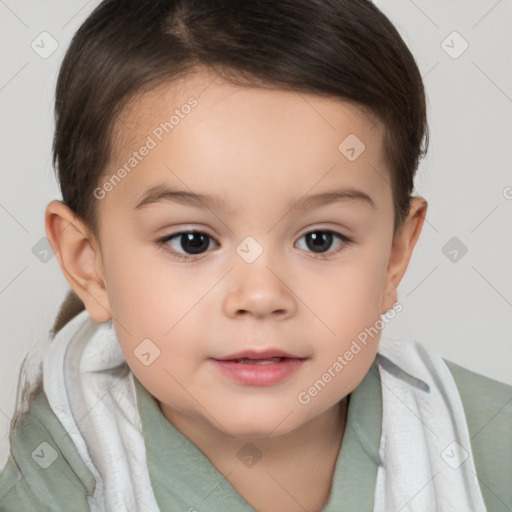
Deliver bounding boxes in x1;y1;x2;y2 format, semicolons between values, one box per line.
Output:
115;68;383;152
104;68;390;216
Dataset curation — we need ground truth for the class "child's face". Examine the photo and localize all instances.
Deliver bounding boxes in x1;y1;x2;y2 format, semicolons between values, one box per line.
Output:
72;69;423;437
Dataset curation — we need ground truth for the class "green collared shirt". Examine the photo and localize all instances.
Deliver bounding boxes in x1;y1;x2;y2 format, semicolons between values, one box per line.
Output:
1;360;511;511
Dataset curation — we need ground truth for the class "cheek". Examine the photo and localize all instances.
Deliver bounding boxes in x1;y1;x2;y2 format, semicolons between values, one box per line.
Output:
298;245;389;384
101;238;214;372
306;250;389;337
101;234;191;328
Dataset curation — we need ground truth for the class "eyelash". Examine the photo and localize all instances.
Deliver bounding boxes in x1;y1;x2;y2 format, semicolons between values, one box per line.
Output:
156;229;353;262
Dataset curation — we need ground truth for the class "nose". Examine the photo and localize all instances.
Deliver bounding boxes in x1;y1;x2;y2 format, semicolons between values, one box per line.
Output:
223;259;298;320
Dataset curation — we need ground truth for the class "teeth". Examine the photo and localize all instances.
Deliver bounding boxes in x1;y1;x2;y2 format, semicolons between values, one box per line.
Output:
236;357;284;364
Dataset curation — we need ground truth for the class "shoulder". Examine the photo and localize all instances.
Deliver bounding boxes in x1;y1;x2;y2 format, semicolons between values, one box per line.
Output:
0;385;95;511
444;358;512;512
444;358;512;429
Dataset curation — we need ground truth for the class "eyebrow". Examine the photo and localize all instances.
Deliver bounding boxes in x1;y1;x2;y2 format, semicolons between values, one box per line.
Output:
134;184;376;213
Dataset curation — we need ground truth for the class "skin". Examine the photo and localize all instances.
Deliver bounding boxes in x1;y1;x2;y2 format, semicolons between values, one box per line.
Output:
45;68;427;511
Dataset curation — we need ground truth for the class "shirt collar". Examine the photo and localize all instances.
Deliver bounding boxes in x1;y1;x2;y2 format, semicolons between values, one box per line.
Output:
134;360;382;511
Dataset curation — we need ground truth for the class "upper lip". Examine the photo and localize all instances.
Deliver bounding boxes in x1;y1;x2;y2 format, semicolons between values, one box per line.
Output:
212;349;305;361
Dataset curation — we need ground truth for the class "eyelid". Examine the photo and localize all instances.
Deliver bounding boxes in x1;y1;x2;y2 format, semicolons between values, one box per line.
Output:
156;229;220;250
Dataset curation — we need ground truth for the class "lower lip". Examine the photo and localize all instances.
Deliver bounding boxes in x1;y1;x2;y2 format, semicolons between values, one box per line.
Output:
210;358;305;386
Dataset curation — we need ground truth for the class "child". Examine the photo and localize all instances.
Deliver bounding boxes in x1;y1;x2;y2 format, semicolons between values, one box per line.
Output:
1;0;511;511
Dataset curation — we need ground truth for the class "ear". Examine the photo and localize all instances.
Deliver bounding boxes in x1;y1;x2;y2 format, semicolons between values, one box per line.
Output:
45;200;112;323
380;197;428;314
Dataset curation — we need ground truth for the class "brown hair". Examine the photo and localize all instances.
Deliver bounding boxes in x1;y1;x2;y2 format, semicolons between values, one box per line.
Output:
12;0;428;436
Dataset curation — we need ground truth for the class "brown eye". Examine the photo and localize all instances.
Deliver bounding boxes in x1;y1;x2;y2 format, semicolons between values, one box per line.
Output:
158;231;218;260
173;232;211;254
304;231;333;253
295;230;351;257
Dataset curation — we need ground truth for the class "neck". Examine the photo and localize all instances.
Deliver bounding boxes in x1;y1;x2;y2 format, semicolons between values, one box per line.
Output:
159;397;349;512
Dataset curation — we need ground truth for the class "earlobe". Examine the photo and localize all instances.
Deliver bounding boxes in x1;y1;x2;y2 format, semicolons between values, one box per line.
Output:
45;200;112;323
380;197;428;314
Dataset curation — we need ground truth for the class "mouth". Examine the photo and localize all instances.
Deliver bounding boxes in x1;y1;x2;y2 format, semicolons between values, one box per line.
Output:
229;356;289;365
210;349;307;386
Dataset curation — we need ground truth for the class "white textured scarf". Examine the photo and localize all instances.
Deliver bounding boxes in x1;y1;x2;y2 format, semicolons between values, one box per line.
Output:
374;340;487;511
43;310;487;511
43;310;159;512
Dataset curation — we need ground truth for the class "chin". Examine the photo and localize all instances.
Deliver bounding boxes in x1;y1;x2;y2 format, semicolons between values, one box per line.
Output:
214;405;301;439
225;420;296;439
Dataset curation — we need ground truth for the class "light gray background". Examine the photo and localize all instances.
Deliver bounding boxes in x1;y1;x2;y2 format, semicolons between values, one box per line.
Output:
1;0;511;469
